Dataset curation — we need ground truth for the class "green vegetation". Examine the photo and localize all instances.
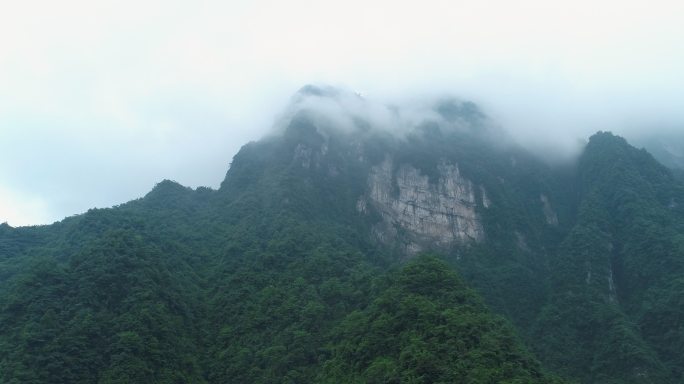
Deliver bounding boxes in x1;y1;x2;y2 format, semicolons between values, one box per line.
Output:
320;256;565;383
1;108;682;384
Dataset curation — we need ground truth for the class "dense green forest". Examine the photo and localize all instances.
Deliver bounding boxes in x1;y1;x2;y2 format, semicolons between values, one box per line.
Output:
1;90;683;383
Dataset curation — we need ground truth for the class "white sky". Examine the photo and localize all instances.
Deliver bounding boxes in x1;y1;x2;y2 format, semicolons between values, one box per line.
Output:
1;0;683;226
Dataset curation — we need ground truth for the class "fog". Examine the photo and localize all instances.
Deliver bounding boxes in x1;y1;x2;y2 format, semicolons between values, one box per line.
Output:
1;0;683;226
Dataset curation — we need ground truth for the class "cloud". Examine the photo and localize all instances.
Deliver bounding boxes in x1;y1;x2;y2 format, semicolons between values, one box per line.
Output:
0;186;50;227
1;0;683;225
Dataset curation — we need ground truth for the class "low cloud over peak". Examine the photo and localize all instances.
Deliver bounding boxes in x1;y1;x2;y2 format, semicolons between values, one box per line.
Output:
1;0;682;226
275;84;502;142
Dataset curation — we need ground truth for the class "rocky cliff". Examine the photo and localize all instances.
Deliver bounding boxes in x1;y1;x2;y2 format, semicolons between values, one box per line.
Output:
360;156;485;253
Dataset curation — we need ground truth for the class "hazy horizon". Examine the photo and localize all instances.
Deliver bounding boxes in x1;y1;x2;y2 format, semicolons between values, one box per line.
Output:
2;0;683;226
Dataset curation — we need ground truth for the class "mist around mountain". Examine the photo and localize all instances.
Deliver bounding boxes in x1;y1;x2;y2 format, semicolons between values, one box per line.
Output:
627;130;684;171
1;86;683;383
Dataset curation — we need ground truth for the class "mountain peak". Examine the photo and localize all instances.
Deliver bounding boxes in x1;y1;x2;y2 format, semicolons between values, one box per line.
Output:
296;84;350;98
434;98;486;124
583;131;663;168
143;179;193;201
587;130;628;146
275;84;498;146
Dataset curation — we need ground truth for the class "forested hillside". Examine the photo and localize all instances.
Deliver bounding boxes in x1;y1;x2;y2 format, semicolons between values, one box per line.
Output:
1;88;682;383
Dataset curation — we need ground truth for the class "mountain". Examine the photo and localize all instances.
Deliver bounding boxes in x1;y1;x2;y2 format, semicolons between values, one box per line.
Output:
628;130;684;171
1;85;683;383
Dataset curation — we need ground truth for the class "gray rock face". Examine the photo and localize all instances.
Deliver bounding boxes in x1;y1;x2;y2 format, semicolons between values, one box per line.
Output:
480;185;491;208
540;194;559;226
293;141;328;169
363;156;484;252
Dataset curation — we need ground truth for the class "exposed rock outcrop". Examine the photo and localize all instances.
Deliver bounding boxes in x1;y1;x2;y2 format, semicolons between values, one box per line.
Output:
540;194;559;226
363;156;484;253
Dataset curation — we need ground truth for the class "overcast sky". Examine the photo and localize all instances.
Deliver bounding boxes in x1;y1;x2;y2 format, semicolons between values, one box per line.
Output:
1;0;683;226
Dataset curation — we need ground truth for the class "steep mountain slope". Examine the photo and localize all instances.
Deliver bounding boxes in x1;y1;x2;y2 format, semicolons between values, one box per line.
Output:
531;132;684;383
1;86;682;383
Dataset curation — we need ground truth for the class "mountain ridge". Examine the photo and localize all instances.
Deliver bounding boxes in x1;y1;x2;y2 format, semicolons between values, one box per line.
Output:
1;89;683;383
